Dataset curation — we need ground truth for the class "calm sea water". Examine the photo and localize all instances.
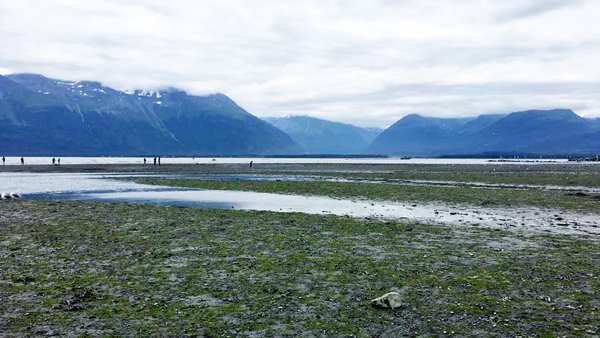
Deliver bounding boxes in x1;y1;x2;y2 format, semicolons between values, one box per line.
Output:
0;156;570;166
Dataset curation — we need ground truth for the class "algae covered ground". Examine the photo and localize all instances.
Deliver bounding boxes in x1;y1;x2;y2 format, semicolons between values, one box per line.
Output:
1;200;599;337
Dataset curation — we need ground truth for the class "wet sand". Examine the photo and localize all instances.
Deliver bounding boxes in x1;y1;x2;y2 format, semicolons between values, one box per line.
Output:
2;167;599;238
85;189;600;237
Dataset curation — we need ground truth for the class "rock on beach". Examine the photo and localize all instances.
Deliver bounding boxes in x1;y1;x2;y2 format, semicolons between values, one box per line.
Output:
370;292;403;309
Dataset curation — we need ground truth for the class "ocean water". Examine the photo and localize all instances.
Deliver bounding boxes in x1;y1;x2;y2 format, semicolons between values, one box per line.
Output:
0;156;571;166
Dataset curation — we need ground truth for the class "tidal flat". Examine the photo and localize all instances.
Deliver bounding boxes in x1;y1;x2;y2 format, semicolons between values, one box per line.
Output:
1;162;599;336
1;201;599;337
135;178;600;213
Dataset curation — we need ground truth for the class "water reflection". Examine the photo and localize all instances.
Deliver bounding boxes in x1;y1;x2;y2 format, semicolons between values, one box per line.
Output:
1;172;598;235
0;173;167;195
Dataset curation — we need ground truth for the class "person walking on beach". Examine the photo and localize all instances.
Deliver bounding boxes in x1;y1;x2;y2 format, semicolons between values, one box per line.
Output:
158;157;161;165
20;157;24;165
143;158;146;165
52;158;56;165
2;156;5;165
153;157;157;165
249;161;253;168
57;158;60;166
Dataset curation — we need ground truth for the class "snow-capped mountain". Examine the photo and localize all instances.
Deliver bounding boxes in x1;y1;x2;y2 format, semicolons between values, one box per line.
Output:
0;73;301;156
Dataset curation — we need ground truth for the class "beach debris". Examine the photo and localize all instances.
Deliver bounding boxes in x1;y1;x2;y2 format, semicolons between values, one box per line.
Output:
370;292;403;309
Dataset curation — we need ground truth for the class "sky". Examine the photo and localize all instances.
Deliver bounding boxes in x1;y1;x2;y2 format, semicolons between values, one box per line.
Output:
1;0;599;128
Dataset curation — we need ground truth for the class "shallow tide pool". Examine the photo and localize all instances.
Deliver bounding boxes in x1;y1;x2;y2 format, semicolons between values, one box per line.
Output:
1;172;598;236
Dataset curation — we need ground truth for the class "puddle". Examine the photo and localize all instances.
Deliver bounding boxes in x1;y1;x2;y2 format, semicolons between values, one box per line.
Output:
79;190;600;236
1;173;598;236
0;173;172;196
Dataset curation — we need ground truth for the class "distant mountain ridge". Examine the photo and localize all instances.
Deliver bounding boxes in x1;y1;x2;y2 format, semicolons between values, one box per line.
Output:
368;109;600;156
2;73;598;157
0;73;301;156
264;115;382;154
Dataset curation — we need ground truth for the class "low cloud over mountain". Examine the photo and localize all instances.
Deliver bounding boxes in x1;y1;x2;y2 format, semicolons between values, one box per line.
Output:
0;74;301;156
368;109;600;156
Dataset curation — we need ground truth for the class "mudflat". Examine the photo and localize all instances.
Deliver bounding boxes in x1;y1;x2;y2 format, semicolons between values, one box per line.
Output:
1;162;599;336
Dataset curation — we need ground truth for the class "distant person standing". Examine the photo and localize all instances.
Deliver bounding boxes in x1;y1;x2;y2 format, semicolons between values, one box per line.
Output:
57;158;60;166
143;158;147;165
158;157;161;165
2;156;5;165
153;157;157;165
249;161;253;168
52;158;56;165
20;157;24;165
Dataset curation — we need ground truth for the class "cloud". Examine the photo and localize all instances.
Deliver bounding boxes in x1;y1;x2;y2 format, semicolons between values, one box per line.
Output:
494;0;586;22
1;0;599;127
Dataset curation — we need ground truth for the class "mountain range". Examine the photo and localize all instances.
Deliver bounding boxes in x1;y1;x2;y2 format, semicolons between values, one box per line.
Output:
264;116;382;154
368;109;600;156
0;74;300;156
1;73;599;157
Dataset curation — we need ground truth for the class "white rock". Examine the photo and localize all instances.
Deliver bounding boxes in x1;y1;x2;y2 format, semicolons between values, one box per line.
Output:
370;292;403;309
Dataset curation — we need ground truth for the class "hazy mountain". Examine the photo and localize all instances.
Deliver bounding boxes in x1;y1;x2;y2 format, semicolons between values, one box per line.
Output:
426;116;474;130
367;114;468;156
368;109;600;156
470;109;596;154
355;127;384;145
458;114;506;134
589;118;600;130
264;115;383;154
0;74;301;156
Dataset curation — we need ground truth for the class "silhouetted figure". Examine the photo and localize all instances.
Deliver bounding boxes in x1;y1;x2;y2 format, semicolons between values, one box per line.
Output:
143;158;146;165
153;157;157;165
20;157;24;165
158;157;161;165
52;158;56;165
57;158;60;166
2;157;5;165
249;161;253;168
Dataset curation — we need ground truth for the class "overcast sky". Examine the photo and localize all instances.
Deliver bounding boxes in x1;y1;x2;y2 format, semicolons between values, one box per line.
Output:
1;0;599;127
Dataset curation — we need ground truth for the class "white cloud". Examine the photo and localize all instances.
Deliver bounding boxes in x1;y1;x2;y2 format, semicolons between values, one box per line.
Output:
1;0;599;127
